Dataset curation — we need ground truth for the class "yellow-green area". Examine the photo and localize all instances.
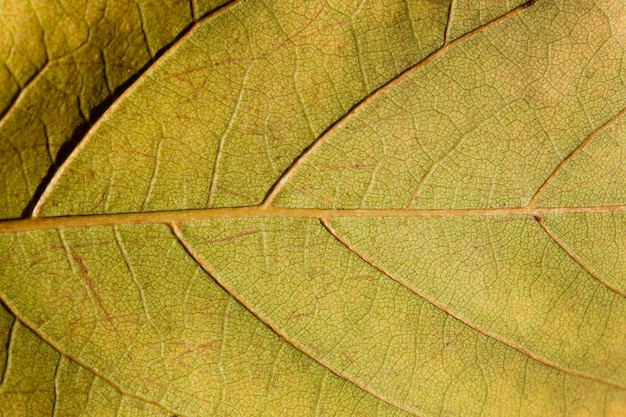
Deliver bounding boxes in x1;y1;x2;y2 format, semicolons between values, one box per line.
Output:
446;0;529;41
330;215;626;382
536;111;626;208
1;0;626;416
0;0;230;219
181;216;626;416
0;225;411;417
36;0;452;216
274;0;625;209
543;212;626;294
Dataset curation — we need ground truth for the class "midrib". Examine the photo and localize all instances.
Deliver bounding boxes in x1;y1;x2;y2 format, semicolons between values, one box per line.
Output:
1;204;624;233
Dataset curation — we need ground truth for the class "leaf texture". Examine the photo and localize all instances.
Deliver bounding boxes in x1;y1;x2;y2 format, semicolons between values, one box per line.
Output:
0;0;230;219
1;0;626;416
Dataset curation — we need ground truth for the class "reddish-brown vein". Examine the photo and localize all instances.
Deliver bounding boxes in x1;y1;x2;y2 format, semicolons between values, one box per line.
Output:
261;0;536;207
169;222;424;417
319;217;626;391
0;298;188;417
70;248;114;323
31;0;243;217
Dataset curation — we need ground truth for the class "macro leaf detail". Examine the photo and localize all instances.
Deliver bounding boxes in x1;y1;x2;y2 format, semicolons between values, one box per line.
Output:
1;0;626;416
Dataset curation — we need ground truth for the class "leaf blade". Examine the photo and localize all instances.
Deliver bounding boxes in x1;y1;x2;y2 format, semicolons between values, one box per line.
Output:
2;0;626;415
273;0;626;210
0;224;411;416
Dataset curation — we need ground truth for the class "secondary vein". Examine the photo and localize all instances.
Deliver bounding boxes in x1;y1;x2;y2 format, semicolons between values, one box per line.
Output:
262;0;537;207
0;298;188;417
320;217;626;391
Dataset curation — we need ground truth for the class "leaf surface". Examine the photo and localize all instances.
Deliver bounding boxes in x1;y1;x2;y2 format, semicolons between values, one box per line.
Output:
0;0;230;219
1;0;626;416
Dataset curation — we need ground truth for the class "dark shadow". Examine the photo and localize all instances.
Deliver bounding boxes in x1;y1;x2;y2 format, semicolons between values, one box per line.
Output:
19;13;208;218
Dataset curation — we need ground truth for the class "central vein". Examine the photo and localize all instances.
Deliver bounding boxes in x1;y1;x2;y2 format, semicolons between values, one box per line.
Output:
1;204;624;233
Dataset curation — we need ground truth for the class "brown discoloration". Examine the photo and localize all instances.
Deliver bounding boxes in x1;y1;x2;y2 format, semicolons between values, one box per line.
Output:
287;310;315;322
175;340;221;367
97;191;108;207
167;2;326;84
215;184;248;199
350;274;378;281
320;281;334;294
197;340;220;352
203;229;261;244
70;248;118;332
288;2;326;43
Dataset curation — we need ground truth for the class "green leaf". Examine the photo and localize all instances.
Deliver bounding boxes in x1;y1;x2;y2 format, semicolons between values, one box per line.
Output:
1;0;626;416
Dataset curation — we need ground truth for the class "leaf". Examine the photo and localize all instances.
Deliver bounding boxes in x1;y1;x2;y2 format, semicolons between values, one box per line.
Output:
1;0;626;416
0;0;231;219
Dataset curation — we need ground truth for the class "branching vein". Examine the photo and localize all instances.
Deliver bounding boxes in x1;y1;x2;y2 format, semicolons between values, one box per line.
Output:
169;222;422;416
0;298;186;417
319;217;626;390
262;1;538;207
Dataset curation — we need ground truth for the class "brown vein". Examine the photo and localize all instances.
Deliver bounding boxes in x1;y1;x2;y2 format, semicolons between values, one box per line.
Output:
31;0;243;217
3;204;626;234
537;217;626;298
261;0;535;207
169;222;423;417
0;297;188;417
528;106;626;207
319;217;626;391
